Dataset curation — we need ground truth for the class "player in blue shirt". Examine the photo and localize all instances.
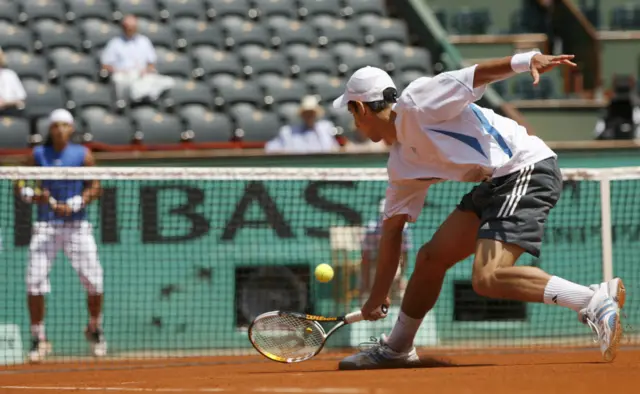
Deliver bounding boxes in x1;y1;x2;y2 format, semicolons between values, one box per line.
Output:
16;109;106;363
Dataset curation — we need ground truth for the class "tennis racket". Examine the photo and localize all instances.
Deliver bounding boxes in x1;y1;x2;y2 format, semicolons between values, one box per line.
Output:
248;305;388;363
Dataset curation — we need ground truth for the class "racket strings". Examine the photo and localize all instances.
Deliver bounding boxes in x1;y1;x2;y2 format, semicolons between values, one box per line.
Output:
250;315;325;361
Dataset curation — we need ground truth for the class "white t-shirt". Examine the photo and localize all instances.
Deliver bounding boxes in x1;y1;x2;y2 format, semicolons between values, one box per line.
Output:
384;65;556;222
0;68;26;102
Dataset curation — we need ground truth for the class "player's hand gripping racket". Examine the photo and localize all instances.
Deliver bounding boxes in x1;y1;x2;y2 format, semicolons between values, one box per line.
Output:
248;305;388;363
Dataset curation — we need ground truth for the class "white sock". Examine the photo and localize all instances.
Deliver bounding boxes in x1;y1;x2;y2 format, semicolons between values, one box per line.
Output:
31;324;45;340
385;311;422;353
543;276;595;312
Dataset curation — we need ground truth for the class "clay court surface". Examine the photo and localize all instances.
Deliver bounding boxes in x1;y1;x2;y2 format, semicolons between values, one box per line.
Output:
1;348;640;394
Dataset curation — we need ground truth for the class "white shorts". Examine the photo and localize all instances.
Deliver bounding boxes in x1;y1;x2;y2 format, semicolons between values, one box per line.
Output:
27;221;104;295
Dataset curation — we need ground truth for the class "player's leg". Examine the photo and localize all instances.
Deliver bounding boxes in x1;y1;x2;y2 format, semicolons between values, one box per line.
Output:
26;223;60;362
63;222;107;357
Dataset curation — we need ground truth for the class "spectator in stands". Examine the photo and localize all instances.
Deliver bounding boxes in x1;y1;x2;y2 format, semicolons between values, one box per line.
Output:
0;47;26;117
265;95;339;153
594;76;640;140
100;15;174;104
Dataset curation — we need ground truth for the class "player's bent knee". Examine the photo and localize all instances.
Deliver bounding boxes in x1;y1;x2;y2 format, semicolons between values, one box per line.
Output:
415;242;456;272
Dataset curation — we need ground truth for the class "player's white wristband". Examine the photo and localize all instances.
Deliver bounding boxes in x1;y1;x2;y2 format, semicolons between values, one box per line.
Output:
20;187;35;203
511;51;541;73
66;196;85;213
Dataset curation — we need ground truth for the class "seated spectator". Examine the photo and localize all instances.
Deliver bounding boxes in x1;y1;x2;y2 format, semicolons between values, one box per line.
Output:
0;47;26;117
265;96;340;154
594;76;640;140
100;15;174;104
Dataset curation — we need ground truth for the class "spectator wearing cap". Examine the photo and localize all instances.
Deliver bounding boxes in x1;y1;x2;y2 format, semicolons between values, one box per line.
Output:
265;95;339;153
0;47;26;117
100;15;174;104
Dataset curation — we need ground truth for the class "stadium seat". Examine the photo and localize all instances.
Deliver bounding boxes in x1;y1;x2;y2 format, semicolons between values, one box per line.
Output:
0;1;20;24
360;16;408;45
259;75;308;106
112;0;160;21
298;0;343;18
66;0;113;22
192;46;242;78
343;0;386;18
254;0;297;19
276;102;301;124
332;44;382;75
206;0;256;20
450;8;492;35
230;104;281;142
316;17;366;47
24;80;66;119
163;79;213;110
210;75;263;108
33;20;83;52
175;18;224;51
137;20;177;50
21;0;68;23
180;105;233;143
269;17;319;47
131;107;185;145
610;5;640;30
159;0;206;20
49;48;99;82
4;51;49;82
378;42;432;75
306;74;345;105
80;19;122;53
287;45;336;77
0;22;33;52
221;17;273;48
512;75;557;100
0;117;30;149
238;45;289;77
155;48;195;79
83;109;135;147
65;78;113;111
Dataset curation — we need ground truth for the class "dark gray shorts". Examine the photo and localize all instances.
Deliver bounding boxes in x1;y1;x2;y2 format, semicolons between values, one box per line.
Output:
457;157;562;257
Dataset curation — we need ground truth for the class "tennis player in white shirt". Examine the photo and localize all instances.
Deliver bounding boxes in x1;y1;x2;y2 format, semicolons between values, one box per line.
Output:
333;51;626;369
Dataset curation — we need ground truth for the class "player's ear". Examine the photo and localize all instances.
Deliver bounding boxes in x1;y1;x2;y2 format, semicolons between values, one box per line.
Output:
348;101;367;116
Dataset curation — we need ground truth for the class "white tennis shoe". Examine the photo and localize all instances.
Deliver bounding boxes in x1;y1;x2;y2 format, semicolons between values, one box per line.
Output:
28;338;52;363
578;283;623;362
338;335;420;370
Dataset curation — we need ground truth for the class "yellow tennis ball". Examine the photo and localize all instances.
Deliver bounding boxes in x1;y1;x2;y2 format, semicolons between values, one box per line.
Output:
315;263;334;283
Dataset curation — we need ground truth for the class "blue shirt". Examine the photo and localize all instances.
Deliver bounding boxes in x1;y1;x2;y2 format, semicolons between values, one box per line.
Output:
33;143;87;223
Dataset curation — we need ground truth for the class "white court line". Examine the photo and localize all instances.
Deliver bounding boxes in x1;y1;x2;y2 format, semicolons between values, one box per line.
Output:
0;388;226;392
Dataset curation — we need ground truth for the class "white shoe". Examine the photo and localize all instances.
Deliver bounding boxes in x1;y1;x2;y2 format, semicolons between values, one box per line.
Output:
591;278;626;309
338;335;420;370
579;287;622;362
28;338;52;363
85;327;108;357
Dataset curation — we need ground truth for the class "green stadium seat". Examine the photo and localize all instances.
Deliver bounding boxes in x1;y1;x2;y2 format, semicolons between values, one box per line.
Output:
207;0;256;19
49;48;99;82
269;17;319;47
159;0;206;20
33;20;83;52
306;73;345;104
298;0;343;19
0;1;21;24
131;107;185;145
80;19;121;53
0;22;33;52
180;105;233;143
21;0;68;23
238;45;289;77
163;79;214;110
137;20;177;50
610;5;640;30
192;46;242;78
512;75;557;100
175;18;224;50
155;48;195;79
24;80;66;119
65;78;114;111
222;17;273;48
5;50;49;82
333;44;382;75
343;0;386;18
287;45;336;77
254;0;297;19
450;8;492;35
230;103;281;142
66;0;113;22
359;15;408;45
113;0;160;21
316;17;367;47
83;109;135;146
378;42;432;76
259;75;308;106
0;117;30;149
210;75;264;108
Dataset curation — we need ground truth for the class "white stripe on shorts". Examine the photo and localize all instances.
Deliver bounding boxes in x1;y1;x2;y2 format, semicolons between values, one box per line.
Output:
497;165;534;218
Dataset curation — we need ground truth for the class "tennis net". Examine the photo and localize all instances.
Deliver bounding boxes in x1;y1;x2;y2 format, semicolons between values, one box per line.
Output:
0;166;637;365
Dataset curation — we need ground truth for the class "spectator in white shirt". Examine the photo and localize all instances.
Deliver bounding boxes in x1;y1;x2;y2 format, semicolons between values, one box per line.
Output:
265;96;339;153
100;15;174;104
0;47;26;117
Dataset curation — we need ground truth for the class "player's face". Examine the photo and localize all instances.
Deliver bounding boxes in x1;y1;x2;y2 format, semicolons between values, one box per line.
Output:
49;122;73;144
348;102;383;142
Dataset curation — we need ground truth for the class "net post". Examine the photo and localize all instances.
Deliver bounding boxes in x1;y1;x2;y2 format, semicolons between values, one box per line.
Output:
599;177;613;282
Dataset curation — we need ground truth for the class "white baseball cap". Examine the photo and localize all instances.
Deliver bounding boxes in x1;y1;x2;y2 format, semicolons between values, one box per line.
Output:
48;108;74;126
333;66;396;109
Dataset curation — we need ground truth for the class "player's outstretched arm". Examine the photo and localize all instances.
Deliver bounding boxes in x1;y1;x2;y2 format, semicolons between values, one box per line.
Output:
361;214;408;321
473;52;577;88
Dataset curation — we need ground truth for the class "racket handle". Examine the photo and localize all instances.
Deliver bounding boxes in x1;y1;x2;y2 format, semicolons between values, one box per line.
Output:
344;305;389;324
